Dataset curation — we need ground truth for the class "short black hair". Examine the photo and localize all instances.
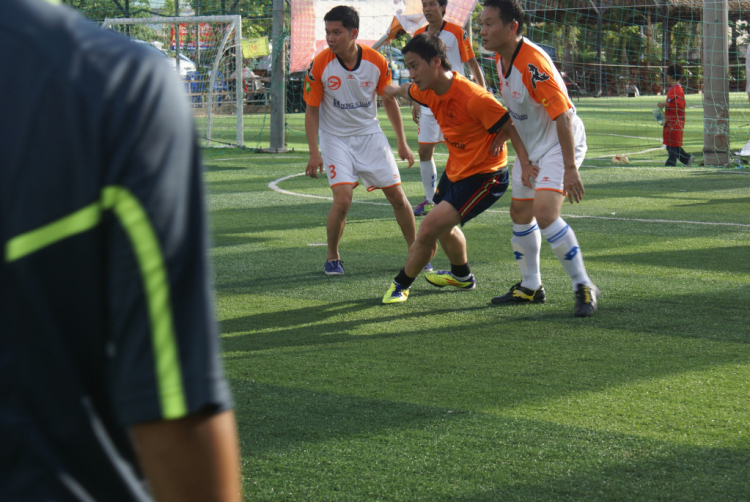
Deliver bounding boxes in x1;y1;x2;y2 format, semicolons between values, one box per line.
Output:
436;0;448;15
324;5;359;31
402;33;452;70
482;0;525;36
666;63;684;80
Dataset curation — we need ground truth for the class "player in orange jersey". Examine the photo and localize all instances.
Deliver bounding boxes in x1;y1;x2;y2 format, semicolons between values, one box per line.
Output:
304;6;416;276
381;33;533;304
481;0;599;316
410;0;487;217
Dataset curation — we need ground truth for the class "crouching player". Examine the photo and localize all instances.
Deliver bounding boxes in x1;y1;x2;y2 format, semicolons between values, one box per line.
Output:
381;33;532;304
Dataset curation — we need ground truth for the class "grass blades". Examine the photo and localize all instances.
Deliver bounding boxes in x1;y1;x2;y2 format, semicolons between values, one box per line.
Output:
202;113;750;500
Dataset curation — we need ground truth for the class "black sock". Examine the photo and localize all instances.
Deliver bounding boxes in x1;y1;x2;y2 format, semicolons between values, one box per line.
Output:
451;263;471;279
394;269;416;288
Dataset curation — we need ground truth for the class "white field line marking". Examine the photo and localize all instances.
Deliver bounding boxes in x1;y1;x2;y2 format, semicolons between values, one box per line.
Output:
589;133;661;141
269;172;750;228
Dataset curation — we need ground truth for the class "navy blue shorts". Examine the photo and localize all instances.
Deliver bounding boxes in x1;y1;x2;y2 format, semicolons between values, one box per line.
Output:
433;169;509;226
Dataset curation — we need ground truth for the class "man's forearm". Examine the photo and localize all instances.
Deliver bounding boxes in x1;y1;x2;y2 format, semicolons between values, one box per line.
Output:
555;110;577;168
383;97;408;146
305;106;320;153
468;58;485;88
130;410;241;502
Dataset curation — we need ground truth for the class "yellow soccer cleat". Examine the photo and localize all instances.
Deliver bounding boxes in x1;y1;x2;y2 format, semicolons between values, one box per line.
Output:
424;270;476;290
382;281;410;304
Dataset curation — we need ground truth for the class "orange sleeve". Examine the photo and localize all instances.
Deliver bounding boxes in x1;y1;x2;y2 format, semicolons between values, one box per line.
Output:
445;23;475;63
518;49;571;120
303;56;326;106
468;92;508;133
362;46;392;96
408;83;430;108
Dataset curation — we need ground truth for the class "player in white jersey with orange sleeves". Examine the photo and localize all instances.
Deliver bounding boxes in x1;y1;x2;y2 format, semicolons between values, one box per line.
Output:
304;5;416;276
411;0;486;217
480;0;599;317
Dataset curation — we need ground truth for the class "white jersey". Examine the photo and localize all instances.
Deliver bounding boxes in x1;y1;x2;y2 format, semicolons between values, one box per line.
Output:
495;38;585;162
414;21;475;116
303;45;391;137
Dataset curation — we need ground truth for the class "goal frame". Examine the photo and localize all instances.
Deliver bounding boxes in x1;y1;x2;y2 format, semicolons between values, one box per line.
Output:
102;15;244;148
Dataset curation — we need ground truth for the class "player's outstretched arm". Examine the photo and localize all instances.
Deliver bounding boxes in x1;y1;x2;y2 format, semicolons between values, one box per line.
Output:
130;409;241;502
501;121;539;188
382;95;415;168
304;105;324;178
382;81;411;101
555;109;583;204
467;57;486;89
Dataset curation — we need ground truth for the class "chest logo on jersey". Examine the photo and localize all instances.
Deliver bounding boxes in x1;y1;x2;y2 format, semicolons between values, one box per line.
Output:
527;64;550;89
360;81;374;88
512;91;522;100
328;76;342;90
346;75;355;80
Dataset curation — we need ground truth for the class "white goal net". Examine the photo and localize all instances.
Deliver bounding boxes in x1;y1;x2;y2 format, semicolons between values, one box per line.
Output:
103;15;244;148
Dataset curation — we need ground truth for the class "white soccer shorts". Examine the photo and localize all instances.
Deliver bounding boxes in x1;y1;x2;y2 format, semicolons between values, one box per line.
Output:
511;115;587;200
417;108;444;145
319;130;401;191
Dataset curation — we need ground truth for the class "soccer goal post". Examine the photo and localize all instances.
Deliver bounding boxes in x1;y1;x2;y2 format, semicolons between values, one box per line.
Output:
103;15;244;148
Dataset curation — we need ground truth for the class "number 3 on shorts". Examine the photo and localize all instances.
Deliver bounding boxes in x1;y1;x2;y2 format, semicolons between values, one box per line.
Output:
328;164;336;179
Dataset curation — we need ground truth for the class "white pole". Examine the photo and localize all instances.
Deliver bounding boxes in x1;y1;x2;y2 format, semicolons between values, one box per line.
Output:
703;0;729;166
234;16;244;148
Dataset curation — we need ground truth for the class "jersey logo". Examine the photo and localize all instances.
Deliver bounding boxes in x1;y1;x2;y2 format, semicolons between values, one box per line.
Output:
513;251;524;261
360;81;373;88
346;75;355;80
512;91;522;100
304;81;311;94
306;60;315;81
447;108;457;120
463;31;468;41
527;63;550;89
328;76;341;90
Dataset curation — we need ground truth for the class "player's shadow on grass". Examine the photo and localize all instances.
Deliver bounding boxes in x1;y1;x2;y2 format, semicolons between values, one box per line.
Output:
588;245;750;273
583;171;749;195
233;382;749;500
221;302;489;353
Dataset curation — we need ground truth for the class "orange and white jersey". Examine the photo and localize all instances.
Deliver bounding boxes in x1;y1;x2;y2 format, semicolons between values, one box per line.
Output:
409;73;509;182
494;38;583;162
414;21;475;116
414;21;475;77
303;45;391;137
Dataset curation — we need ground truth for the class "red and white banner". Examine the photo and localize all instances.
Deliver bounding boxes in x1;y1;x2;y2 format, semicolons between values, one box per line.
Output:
290;0;478;73
170;23;215;50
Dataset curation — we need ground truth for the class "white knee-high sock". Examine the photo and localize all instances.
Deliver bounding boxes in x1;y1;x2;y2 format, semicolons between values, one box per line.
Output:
511;221;542;290
420;159;437;203
541;217;591;290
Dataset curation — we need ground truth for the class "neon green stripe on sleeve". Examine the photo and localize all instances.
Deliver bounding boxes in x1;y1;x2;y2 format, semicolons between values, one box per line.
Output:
101;186;187;419
5;187;188;420
5;202;102;263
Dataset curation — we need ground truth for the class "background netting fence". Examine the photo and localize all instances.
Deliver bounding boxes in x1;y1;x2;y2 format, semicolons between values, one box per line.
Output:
70;0;750;166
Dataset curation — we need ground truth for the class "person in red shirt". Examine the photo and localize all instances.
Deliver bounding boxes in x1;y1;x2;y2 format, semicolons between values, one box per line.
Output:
657;63;695;167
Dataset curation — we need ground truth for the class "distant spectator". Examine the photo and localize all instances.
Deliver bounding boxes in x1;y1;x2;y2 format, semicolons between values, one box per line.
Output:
657;63;695;167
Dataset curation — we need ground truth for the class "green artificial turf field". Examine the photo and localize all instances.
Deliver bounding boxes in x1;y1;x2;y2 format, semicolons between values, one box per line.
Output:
202;98;750;500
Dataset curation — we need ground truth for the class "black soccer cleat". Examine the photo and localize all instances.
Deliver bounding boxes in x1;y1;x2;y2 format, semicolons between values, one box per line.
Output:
491;282;546;305
574;284;600;317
